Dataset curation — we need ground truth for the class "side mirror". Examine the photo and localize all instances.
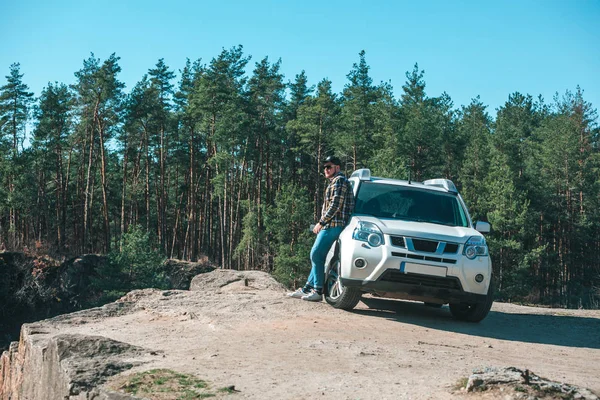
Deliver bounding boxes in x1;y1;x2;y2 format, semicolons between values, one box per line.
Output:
475;221;491;233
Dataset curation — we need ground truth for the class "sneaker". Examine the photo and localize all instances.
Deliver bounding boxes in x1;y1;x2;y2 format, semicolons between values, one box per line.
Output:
287;287;310;299
301;290;323;302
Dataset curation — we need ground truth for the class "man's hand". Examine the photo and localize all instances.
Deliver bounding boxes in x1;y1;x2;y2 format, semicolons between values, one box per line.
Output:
313;222;323;234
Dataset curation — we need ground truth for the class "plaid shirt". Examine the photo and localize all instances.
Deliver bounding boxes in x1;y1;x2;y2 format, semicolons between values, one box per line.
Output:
319;172;355;228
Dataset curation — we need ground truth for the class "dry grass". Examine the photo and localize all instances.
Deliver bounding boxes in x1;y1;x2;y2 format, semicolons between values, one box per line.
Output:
109;369;237;399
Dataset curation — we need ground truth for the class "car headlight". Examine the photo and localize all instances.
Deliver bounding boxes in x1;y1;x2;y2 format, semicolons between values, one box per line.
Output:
352;221;384;247
463;236;488;259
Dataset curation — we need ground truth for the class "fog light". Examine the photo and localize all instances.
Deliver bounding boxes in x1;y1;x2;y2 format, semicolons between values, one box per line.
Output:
475;274;484;283
354;258;366;268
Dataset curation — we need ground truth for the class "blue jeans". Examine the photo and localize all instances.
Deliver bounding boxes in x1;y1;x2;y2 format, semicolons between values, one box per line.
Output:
306;226;344;291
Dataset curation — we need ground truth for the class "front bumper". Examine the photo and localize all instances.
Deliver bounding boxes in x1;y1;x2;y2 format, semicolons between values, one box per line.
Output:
341;272;488;304
338;229;492;303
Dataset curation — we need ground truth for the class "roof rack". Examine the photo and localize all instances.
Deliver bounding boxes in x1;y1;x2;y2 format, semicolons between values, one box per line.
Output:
423;178;458;193
350;169;371;181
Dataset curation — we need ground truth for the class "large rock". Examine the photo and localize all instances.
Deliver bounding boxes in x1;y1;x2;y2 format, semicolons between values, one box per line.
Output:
466;366;599;399
0;269;283;400
0;302;150;400
190;268;286;292
162;258;214;290
0;253;107;352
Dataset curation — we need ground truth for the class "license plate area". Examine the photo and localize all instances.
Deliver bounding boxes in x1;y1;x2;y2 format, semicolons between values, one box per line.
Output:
400;262;447;277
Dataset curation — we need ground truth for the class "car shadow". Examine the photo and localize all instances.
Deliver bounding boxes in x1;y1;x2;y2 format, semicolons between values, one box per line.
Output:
354;297;600;349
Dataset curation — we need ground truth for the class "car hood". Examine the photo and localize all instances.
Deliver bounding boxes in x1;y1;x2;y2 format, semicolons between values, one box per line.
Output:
352;215;481;244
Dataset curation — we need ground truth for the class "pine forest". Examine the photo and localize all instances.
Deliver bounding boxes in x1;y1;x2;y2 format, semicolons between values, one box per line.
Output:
0;47;599;308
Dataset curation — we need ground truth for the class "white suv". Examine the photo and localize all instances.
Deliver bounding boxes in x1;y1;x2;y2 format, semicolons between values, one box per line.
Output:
324;169;494;322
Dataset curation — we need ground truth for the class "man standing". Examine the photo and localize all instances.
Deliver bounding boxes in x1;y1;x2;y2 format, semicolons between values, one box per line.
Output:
287;155;355;301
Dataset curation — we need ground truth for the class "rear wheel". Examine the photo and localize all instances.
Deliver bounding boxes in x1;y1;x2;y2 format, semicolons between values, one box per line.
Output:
449;278;494;323
324;258;361;310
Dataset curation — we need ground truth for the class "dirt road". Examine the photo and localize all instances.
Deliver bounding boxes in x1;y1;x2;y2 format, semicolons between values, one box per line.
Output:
28;270;600;399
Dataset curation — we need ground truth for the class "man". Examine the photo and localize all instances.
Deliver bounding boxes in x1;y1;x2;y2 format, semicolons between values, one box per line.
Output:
287;155;355;301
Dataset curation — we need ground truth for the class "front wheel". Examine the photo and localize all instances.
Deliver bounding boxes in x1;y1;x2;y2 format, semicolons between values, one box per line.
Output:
324;258;361;310
449;278;494;323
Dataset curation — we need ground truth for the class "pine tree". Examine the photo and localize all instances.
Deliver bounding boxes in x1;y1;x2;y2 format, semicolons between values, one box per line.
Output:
369;81;404;179
245;56;286;269
288;79;340;219
122;75;155;237
72;53;124;253
0;63;34;249
173;58;204;261
435;92;461;180
493;92;542;192
284;70;314;184
190;45;250;268
397;64;444;181
458;97;492;221
336;50;378;170
0;63;34;154
31;82;73;251
148;58;176;253
485;147;529;298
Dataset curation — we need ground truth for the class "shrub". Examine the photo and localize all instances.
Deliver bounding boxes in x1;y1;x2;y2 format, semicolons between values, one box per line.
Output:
265;184;314;288
91;226;167;301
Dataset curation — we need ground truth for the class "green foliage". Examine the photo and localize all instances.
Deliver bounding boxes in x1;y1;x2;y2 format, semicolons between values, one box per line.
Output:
336;50;379;169
369;82;406;179
458;97;492;220
0;63;35;248
113;225;167;288
484;148;530;299
91;226;166;302
233;200;268;270
111;369;223;399
265;184;314;288
0;62;34;151
396;64;453;181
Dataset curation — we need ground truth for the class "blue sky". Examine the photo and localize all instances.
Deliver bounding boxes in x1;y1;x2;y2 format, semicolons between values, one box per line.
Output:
1;0;599;116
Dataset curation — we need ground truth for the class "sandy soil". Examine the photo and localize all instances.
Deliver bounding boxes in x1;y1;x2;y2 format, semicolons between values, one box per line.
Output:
52;270;600;399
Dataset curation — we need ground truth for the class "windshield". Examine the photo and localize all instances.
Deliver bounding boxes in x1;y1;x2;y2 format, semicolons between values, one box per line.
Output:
354;182;469;227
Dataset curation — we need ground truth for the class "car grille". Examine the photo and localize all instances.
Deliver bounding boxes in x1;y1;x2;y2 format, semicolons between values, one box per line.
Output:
391;236;460;254
379;270;462;290
392;252;457;265
444;243;459;253
390;236;405;247
412;238;439;252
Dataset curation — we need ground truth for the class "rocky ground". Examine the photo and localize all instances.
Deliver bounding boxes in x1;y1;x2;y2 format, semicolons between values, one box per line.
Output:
2;269;599;399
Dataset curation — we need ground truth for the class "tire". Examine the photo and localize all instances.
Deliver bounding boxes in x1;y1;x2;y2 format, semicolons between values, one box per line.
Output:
449;278;495;323
324;258;361;310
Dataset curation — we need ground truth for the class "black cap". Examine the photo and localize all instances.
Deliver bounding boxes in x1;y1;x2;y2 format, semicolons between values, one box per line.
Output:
323;155;341;166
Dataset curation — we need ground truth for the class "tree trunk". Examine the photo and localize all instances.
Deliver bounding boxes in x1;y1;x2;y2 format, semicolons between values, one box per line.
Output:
120;137;129;251
97;117;111;253
144;128;150;233
83;118;96;253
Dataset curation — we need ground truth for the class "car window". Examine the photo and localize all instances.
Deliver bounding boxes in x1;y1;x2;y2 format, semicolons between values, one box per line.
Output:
354;182;468;227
